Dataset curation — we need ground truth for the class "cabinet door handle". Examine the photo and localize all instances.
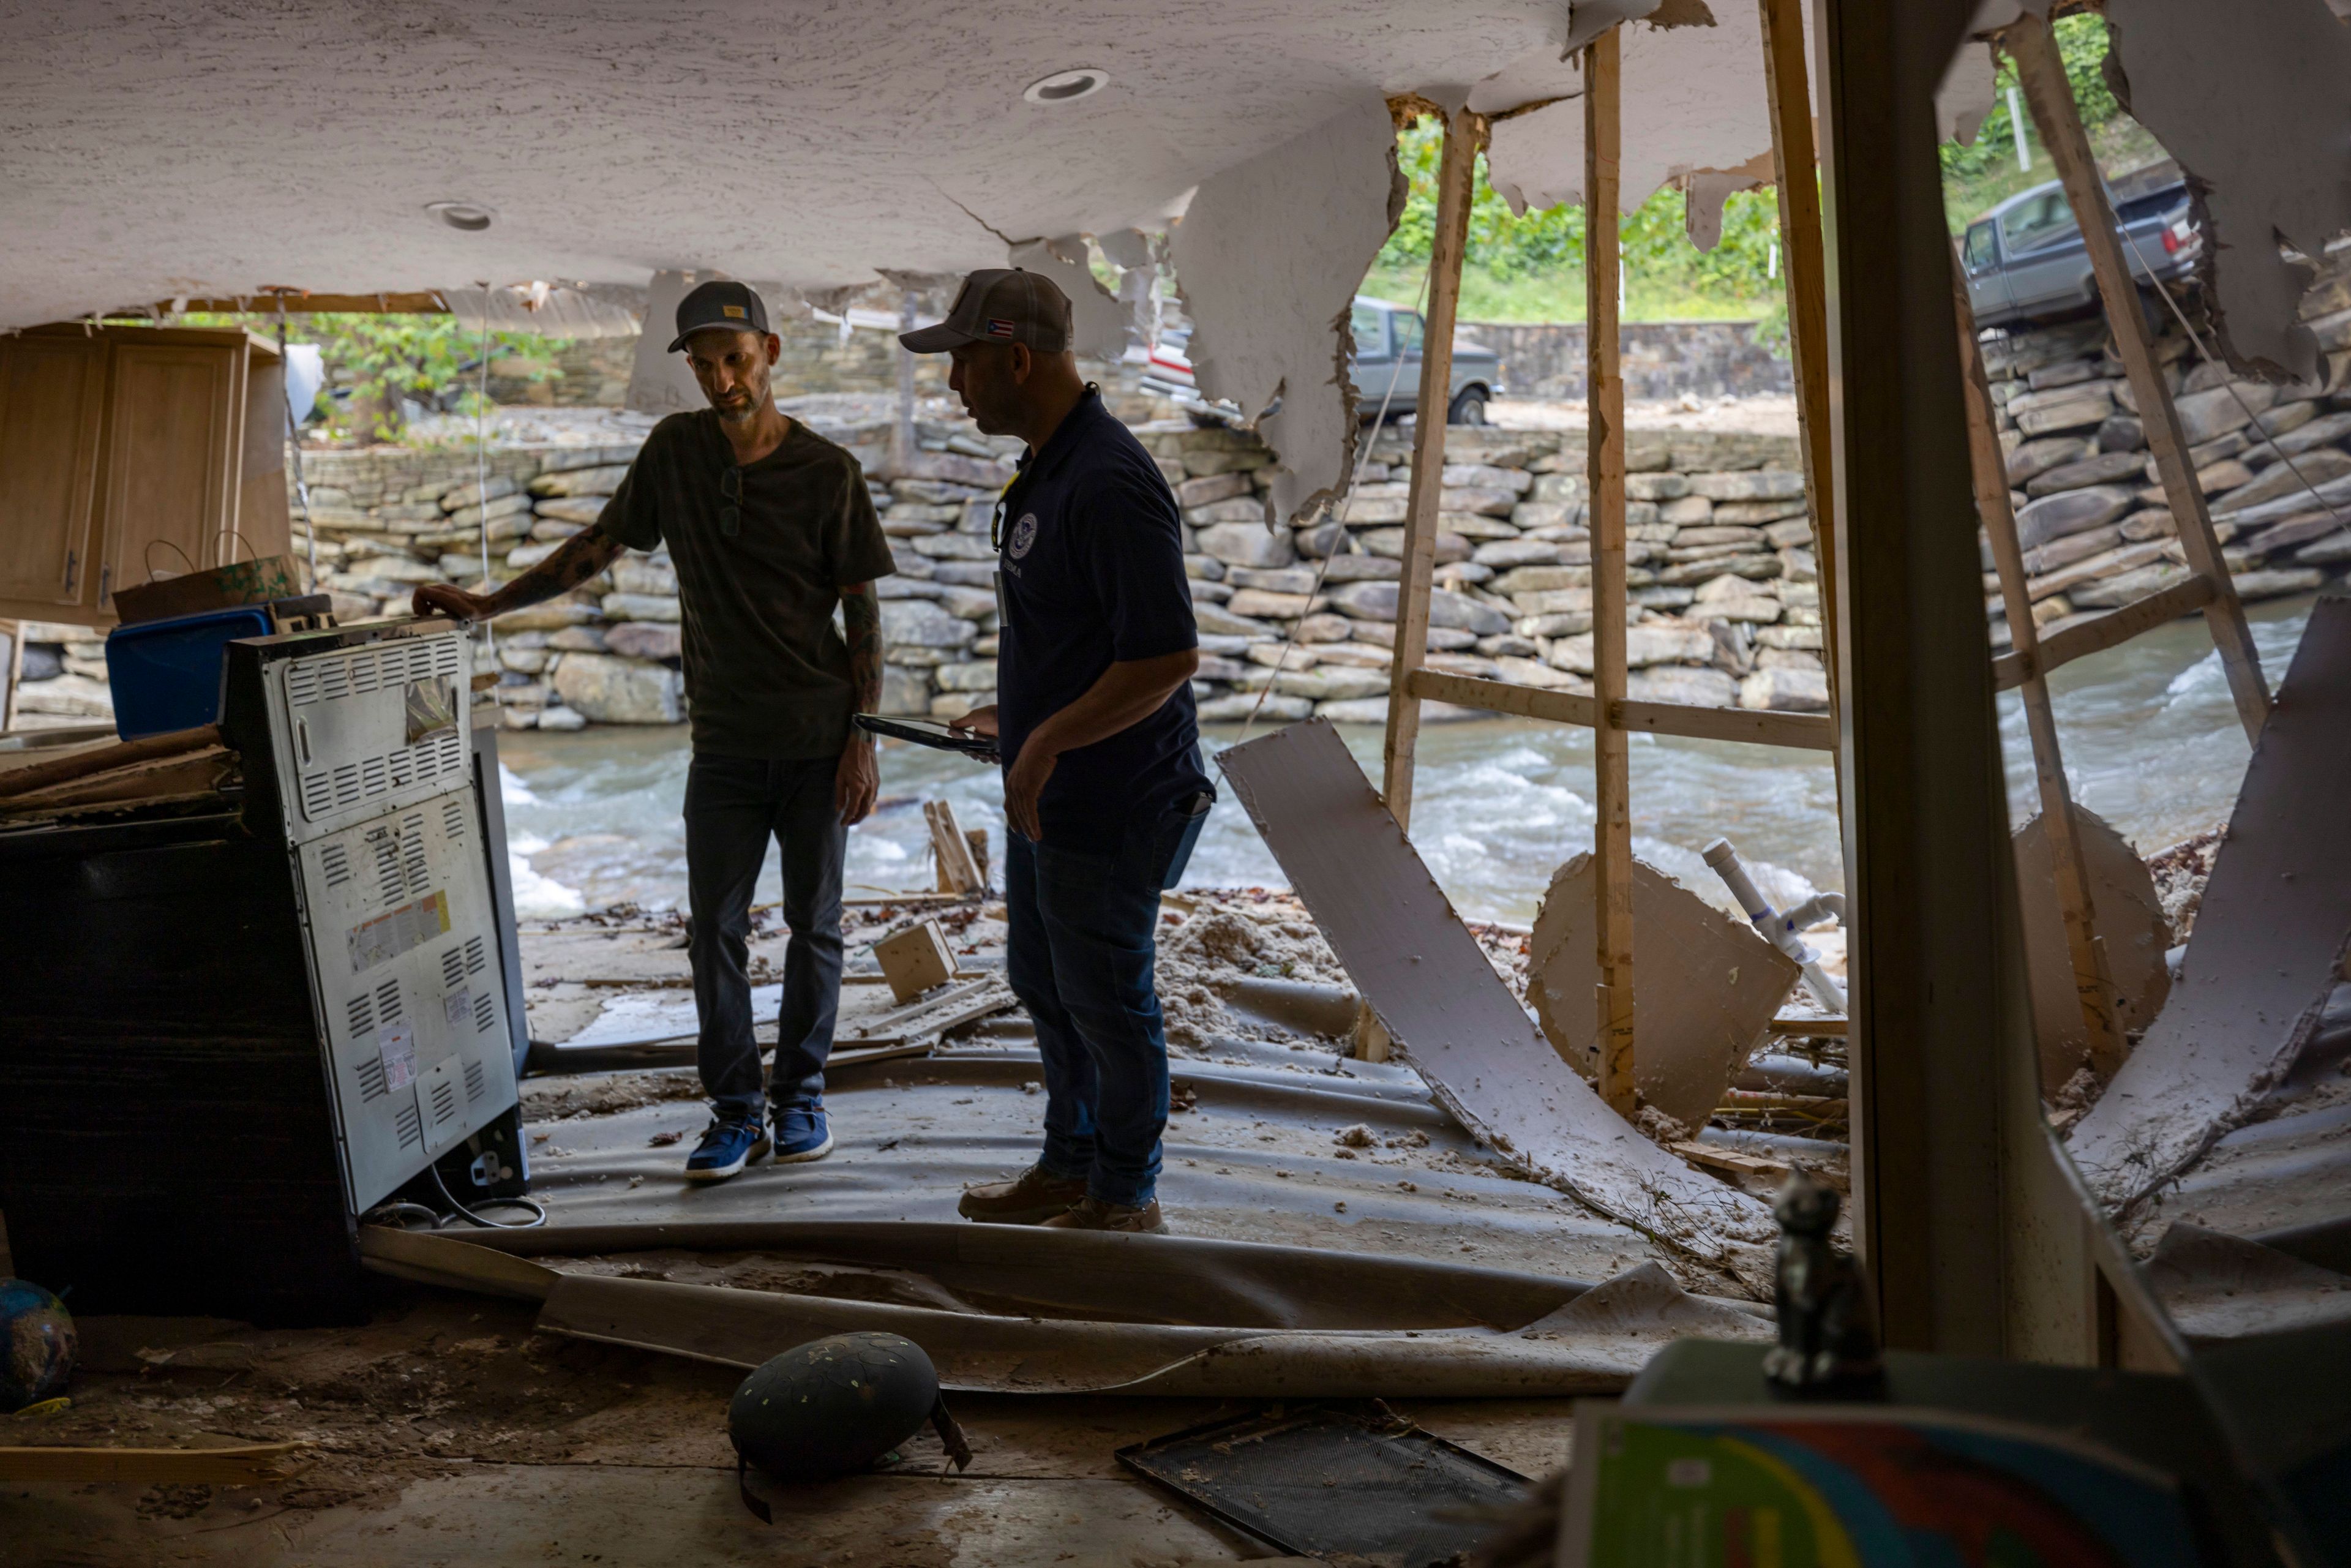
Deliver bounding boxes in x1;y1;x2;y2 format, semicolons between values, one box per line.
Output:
99;565;111;606
64;550;77;595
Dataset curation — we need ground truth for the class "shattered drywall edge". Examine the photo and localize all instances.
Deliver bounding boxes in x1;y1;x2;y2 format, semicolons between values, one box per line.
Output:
1005;237;1129;362
1937;37;1998;146
1169;94;1404;525
2104;0;2351;383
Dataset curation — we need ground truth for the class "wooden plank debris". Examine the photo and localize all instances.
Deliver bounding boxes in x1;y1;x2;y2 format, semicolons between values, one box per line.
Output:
1990;576;2219;691
1218;718;1777;1287
872;919;957;1005
925;799;983;895
0;1443;306;1485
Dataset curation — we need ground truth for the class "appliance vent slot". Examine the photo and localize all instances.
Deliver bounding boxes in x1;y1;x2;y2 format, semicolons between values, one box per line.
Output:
473;991;497;1033
374;978;402;1025
433;640;462;680
427;1075;459;1127
321;843;353;888
288;662;323;706
465;1059;487;1101
359;756;389;797
345;991;374;1038
393;1101;424;1150
463;936;487;976
349;650;381;695
372;836;407;905
443;798;468;841
440;947;466;990
320;659;352;701
400;814;429;888
331;763;363;808
302;770;335;816
354;1057;389;1103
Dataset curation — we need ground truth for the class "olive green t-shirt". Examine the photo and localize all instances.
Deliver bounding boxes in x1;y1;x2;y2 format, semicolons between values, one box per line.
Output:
593;411;896;760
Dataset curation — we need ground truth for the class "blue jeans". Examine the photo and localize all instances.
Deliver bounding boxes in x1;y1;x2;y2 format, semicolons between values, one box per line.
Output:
1005;808;1197;1209
684;754;846;1122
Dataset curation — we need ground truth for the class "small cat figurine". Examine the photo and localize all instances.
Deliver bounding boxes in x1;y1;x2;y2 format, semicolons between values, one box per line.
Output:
1763;1168;1885;1390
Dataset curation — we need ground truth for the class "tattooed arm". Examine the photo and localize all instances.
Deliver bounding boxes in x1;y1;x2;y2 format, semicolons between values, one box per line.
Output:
834;580;882;826
411;528;625;623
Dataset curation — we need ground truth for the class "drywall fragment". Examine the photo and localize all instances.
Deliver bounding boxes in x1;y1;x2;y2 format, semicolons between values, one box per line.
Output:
1217;718;1778;1288
1466;0;1671;118
2012;806;2172;1095
1487;8;1805;220
1170;95;1403;528
2104;0;2351;383
1684;166;1766;252
1937;37;1998;146
2069;597;2351;1214
1528;853;1799;1128
2143;1223;2351;1346
1006;236;1129;362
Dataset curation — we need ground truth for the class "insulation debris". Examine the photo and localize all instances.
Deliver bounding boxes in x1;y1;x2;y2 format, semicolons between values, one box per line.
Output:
2069;597;2351;1214
1528;853;1799;1130
1216;718;1779;1289
1169;93;1406;526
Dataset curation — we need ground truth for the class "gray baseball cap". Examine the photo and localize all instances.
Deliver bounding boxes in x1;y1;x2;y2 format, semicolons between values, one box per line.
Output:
667;280;770;351
899;268;1072;354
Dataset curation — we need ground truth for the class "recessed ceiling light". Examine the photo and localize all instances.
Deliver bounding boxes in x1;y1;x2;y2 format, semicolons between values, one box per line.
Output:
426;200;496;232
1023;68;1109;105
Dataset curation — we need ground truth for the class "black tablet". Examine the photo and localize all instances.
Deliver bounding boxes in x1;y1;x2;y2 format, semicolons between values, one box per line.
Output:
852;713;1001;764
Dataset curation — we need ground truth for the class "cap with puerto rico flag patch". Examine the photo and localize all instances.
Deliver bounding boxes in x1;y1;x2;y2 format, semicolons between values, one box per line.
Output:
898;268;1072;354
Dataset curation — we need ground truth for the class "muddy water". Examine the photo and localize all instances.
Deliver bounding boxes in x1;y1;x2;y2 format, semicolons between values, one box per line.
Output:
495;594;2317;925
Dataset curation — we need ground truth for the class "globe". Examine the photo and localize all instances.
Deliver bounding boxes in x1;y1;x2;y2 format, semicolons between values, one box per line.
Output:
0;1278;75;1413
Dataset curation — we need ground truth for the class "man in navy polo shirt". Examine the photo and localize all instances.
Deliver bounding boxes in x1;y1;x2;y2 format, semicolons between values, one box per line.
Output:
905;269;1213;1234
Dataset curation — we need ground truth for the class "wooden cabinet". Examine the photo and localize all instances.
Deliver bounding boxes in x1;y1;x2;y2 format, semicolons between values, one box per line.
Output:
0;324;287;628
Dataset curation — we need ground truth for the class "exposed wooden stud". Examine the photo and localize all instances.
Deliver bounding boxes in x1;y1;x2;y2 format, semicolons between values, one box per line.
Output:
1401;667;1836;751
1;620;23;734
1379;103;1483;833
1758;0;1844;762
1990;574;2218;690
1952;257;2129;1078
1405;668;1599;727
2009;13;2269;743
924;799;983;895
1586;28;1637;1120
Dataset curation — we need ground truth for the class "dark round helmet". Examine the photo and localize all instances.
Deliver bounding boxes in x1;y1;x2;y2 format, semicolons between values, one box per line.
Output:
729;1331;944;1486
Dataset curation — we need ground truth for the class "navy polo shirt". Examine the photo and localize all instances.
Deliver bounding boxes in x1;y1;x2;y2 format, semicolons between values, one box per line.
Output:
996;388;1212;853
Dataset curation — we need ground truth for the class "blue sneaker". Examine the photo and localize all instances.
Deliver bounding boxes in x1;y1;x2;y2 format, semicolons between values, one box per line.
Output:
772;1100;834;1163
684;1116;770;1182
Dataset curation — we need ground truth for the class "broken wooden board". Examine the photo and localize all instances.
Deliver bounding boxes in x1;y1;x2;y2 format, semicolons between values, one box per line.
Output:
2069;597;2351;1214
0;1441;305;1485
2014;805;2172;1095
1528;853;1799;1130
1215;718;1777;1287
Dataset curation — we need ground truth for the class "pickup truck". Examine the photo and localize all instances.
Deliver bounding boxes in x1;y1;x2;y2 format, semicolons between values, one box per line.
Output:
1138;294;1502;426
1960;162;2202;331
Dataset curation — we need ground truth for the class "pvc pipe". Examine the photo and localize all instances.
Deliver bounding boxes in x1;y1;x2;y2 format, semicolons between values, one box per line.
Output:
1702;836;1847;1012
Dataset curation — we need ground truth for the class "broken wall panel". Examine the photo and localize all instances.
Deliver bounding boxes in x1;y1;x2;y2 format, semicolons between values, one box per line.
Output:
1216;718;1778;1288
2013;806;2171;1095
2068;596;2351;1212
1529;853;1799;1129
1005;236;1129;362
1168;94;1404;527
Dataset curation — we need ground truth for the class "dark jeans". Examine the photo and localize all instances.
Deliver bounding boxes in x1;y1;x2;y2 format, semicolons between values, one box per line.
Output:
1005;809;1196;1209
684;753;846;1123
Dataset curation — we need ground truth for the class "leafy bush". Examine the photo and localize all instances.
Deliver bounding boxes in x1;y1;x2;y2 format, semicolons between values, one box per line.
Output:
189;311;569;441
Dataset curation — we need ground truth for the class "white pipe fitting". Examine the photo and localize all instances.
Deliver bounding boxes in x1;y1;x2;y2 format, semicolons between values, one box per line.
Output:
1702;837;1847;1012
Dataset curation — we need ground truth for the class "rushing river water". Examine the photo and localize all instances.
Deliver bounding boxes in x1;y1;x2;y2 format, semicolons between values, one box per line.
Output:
495;593;2318;925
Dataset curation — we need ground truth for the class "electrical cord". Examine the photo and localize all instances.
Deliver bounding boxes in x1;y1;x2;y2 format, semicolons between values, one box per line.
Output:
361;1200;444;1231
427;1158;547;1229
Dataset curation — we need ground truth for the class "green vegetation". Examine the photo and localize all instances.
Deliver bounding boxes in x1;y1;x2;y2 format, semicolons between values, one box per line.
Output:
187;310;568;443
1371;119;1790;329
1937;14;2169;232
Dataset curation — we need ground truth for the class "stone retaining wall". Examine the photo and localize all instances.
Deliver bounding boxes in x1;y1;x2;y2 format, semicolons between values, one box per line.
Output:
1468;318;1793;403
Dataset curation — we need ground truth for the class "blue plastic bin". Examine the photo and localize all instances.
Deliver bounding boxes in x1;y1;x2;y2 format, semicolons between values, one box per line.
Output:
104;604;276;740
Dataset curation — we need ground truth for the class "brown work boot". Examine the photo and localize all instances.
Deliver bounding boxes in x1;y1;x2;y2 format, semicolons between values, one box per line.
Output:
958;1163;1088;1225
1041;1196;1166;1234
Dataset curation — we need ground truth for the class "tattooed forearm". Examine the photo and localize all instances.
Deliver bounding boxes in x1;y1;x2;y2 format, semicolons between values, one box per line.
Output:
842;582;883;715
486;530;624;618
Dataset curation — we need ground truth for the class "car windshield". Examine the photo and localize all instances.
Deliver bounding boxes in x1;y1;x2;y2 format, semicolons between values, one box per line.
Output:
1963;221;1998;272
1350;302;1385;355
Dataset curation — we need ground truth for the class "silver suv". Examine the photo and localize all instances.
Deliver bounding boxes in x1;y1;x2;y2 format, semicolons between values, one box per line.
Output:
1138;294;1503;426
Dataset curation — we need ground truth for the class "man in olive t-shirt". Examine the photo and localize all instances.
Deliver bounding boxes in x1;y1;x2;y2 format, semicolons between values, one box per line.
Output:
414;280;896;1182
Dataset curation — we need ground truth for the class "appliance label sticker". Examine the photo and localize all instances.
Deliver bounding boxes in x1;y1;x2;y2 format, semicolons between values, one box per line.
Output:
444;988;472;1029
379;1022;418;1091
348;890;450;973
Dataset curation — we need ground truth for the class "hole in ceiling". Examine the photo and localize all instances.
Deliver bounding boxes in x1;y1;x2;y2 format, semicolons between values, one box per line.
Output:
1023;69;1109;105
426;201;496;232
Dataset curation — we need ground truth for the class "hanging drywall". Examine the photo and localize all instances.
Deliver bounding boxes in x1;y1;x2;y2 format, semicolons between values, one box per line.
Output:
1937;37;1999;146
1169;95;1405;527
1463;0;1670;118
1528;853;1799;1130
1005;237;1130;362
2012;806;2172;1096
1217;718;1779;1289
624;271;801;417
1486;3;1813;225
2102;0;2351;383
2069;598;2351;1215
